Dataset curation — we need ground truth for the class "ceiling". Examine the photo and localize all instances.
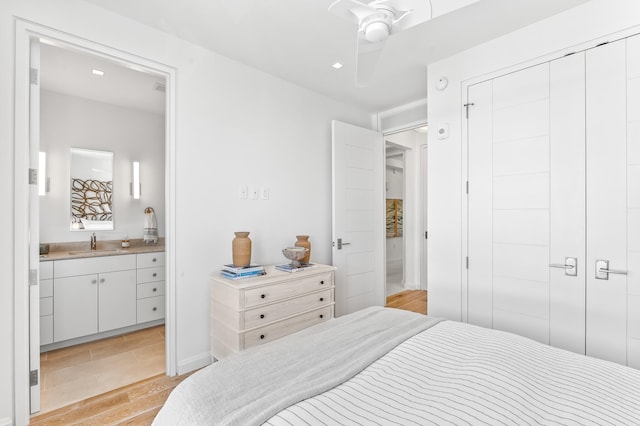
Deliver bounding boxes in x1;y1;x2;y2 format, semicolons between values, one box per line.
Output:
64;0;588;113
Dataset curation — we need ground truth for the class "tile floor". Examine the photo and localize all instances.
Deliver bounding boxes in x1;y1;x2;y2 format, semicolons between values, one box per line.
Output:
39;325;165;414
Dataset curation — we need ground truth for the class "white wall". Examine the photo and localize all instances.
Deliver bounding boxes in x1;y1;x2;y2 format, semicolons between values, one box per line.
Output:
1;0;372;423
40;90;165;243
427;0;640;321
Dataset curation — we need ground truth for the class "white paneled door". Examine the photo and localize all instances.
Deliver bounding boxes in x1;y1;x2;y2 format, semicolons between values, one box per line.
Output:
332;120;384;316
467;34;640;366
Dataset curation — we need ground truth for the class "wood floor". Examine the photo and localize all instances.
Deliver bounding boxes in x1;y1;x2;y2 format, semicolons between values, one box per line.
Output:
31;292;428;425
385;289;428;315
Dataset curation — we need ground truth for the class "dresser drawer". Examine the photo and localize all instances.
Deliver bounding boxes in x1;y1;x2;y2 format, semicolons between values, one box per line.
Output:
137;281;165;299
137;295;165;323
40;297;53;316
244;289;333;329
137;266;165;284
244;272;333;308
137;252;165;269
244;305;332;349
54;254;136;277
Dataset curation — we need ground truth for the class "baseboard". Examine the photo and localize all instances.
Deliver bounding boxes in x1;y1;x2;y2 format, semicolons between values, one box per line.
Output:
177;352;212;375
0;417;12;426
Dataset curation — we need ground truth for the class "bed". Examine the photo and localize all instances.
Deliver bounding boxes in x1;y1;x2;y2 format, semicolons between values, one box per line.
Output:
153;307;640;425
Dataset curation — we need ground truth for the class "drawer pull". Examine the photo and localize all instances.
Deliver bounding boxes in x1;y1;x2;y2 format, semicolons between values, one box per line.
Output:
91;279;97;284
320;297;324;302
320;314;324;319
153;287;157;292
261;294;266;299
260;334;265;340
152;307;157;311
260;314;265;319
320;280;325;285
153;258;157;262
153;272;157;277
100;278;105;283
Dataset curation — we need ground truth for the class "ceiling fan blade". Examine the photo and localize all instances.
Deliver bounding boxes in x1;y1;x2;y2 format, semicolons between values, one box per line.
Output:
328;0;375;23
370;0;416;11
355;34;386;87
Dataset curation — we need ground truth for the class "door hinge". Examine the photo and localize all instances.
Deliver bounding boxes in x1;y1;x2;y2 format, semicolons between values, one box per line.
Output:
466;256;469;269
30;68;38;85
29;168;38;185
466;181;469;194
424;231;428;239
30;370;38;387
464;102;475;119
29;269;38;286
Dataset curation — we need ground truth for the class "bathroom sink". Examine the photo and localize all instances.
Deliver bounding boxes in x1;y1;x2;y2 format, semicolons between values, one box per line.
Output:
68;249;125;256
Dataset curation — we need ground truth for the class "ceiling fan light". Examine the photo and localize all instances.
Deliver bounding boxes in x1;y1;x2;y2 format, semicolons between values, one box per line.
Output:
364;22;390;43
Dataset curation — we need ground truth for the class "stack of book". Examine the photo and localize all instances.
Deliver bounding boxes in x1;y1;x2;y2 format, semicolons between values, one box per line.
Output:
275;262;316;273
221;264;265;280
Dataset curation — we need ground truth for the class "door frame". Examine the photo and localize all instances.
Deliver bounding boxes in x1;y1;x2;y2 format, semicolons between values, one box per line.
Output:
13;19;177;423
381;123;428;292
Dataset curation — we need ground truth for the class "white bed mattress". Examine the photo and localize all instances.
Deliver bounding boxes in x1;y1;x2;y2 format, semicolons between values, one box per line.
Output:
267;320;640;425
155;308;640;425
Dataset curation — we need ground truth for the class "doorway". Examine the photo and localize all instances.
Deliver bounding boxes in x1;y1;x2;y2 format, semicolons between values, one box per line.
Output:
13;21;176;419
383;126;428;300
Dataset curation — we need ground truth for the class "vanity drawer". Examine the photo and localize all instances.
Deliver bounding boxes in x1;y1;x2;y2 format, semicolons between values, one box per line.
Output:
137;266;165;284
243;272;333;308
40;261;53;280
40;315;53;346
137;281;165;299
137;295;165;323
40;279;53;298
40;297;53;316
244;305;332;349
137;252;165;269
54;254;136;277
244;289;333;330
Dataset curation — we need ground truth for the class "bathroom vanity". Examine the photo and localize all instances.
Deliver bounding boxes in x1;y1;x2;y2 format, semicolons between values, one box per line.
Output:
39;244;165;350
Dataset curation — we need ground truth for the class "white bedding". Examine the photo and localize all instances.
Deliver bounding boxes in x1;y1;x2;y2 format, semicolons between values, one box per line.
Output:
267;320;640;425
156;308;640;425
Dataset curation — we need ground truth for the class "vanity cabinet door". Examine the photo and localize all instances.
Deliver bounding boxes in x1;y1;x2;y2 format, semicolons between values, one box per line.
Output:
98;270;137;332
54;274;98;342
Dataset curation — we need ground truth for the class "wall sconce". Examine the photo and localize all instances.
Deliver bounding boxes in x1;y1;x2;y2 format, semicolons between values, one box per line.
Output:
38;151;49;196
130;161;141;199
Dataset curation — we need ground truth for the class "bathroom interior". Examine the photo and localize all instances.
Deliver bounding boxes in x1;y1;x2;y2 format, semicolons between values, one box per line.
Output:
36;41;167;413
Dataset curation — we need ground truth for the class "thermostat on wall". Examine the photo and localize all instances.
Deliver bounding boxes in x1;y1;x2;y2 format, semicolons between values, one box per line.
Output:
436;124;449;140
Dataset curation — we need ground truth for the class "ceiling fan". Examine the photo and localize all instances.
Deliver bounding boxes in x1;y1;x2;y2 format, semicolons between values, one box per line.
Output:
328;0;432;86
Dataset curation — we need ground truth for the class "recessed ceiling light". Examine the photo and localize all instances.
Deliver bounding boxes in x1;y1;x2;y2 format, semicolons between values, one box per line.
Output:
92;69;104;76
332;62;343;70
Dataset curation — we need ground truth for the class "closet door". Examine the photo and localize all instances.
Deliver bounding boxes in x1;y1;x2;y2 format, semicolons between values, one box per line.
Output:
585;40;628;365
468;63;552;344
549;52;586;354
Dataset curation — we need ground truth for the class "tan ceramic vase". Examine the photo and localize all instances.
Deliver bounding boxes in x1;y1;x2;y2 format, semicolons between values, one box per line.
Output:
295;235;311;264
232;232;252;267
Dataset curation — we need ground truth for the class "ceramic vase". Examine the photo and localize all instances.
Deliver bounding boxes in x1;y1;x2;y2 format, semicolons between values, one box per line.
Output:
294;235;311;264
232;232;252;267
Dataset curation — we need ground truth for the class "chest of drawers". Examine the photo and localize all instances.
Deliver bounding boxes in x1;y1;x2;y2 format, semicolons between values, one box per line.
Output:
210;264;336;360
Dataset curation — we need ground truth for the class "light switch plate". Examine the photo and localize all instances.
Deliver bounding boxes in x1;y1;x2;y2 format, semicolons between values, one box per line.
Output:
239;186;248;199
260;187;270;200
249;186;258;200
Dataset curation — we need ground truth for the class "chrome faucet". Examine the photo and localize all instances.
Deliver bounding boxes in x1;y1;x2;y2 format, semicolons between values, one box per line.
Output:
90;233;97;250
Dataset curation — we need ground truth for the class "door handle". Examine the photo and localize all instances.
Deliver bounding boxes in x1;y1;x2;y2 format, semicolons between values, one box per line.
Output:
595;259;627;280
549;257;577;276
337;238;351;250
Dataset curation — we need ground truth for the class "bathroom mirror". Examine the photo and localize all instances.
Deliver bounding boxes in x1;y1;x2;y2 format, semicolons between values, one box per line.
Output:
69;148;114;231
